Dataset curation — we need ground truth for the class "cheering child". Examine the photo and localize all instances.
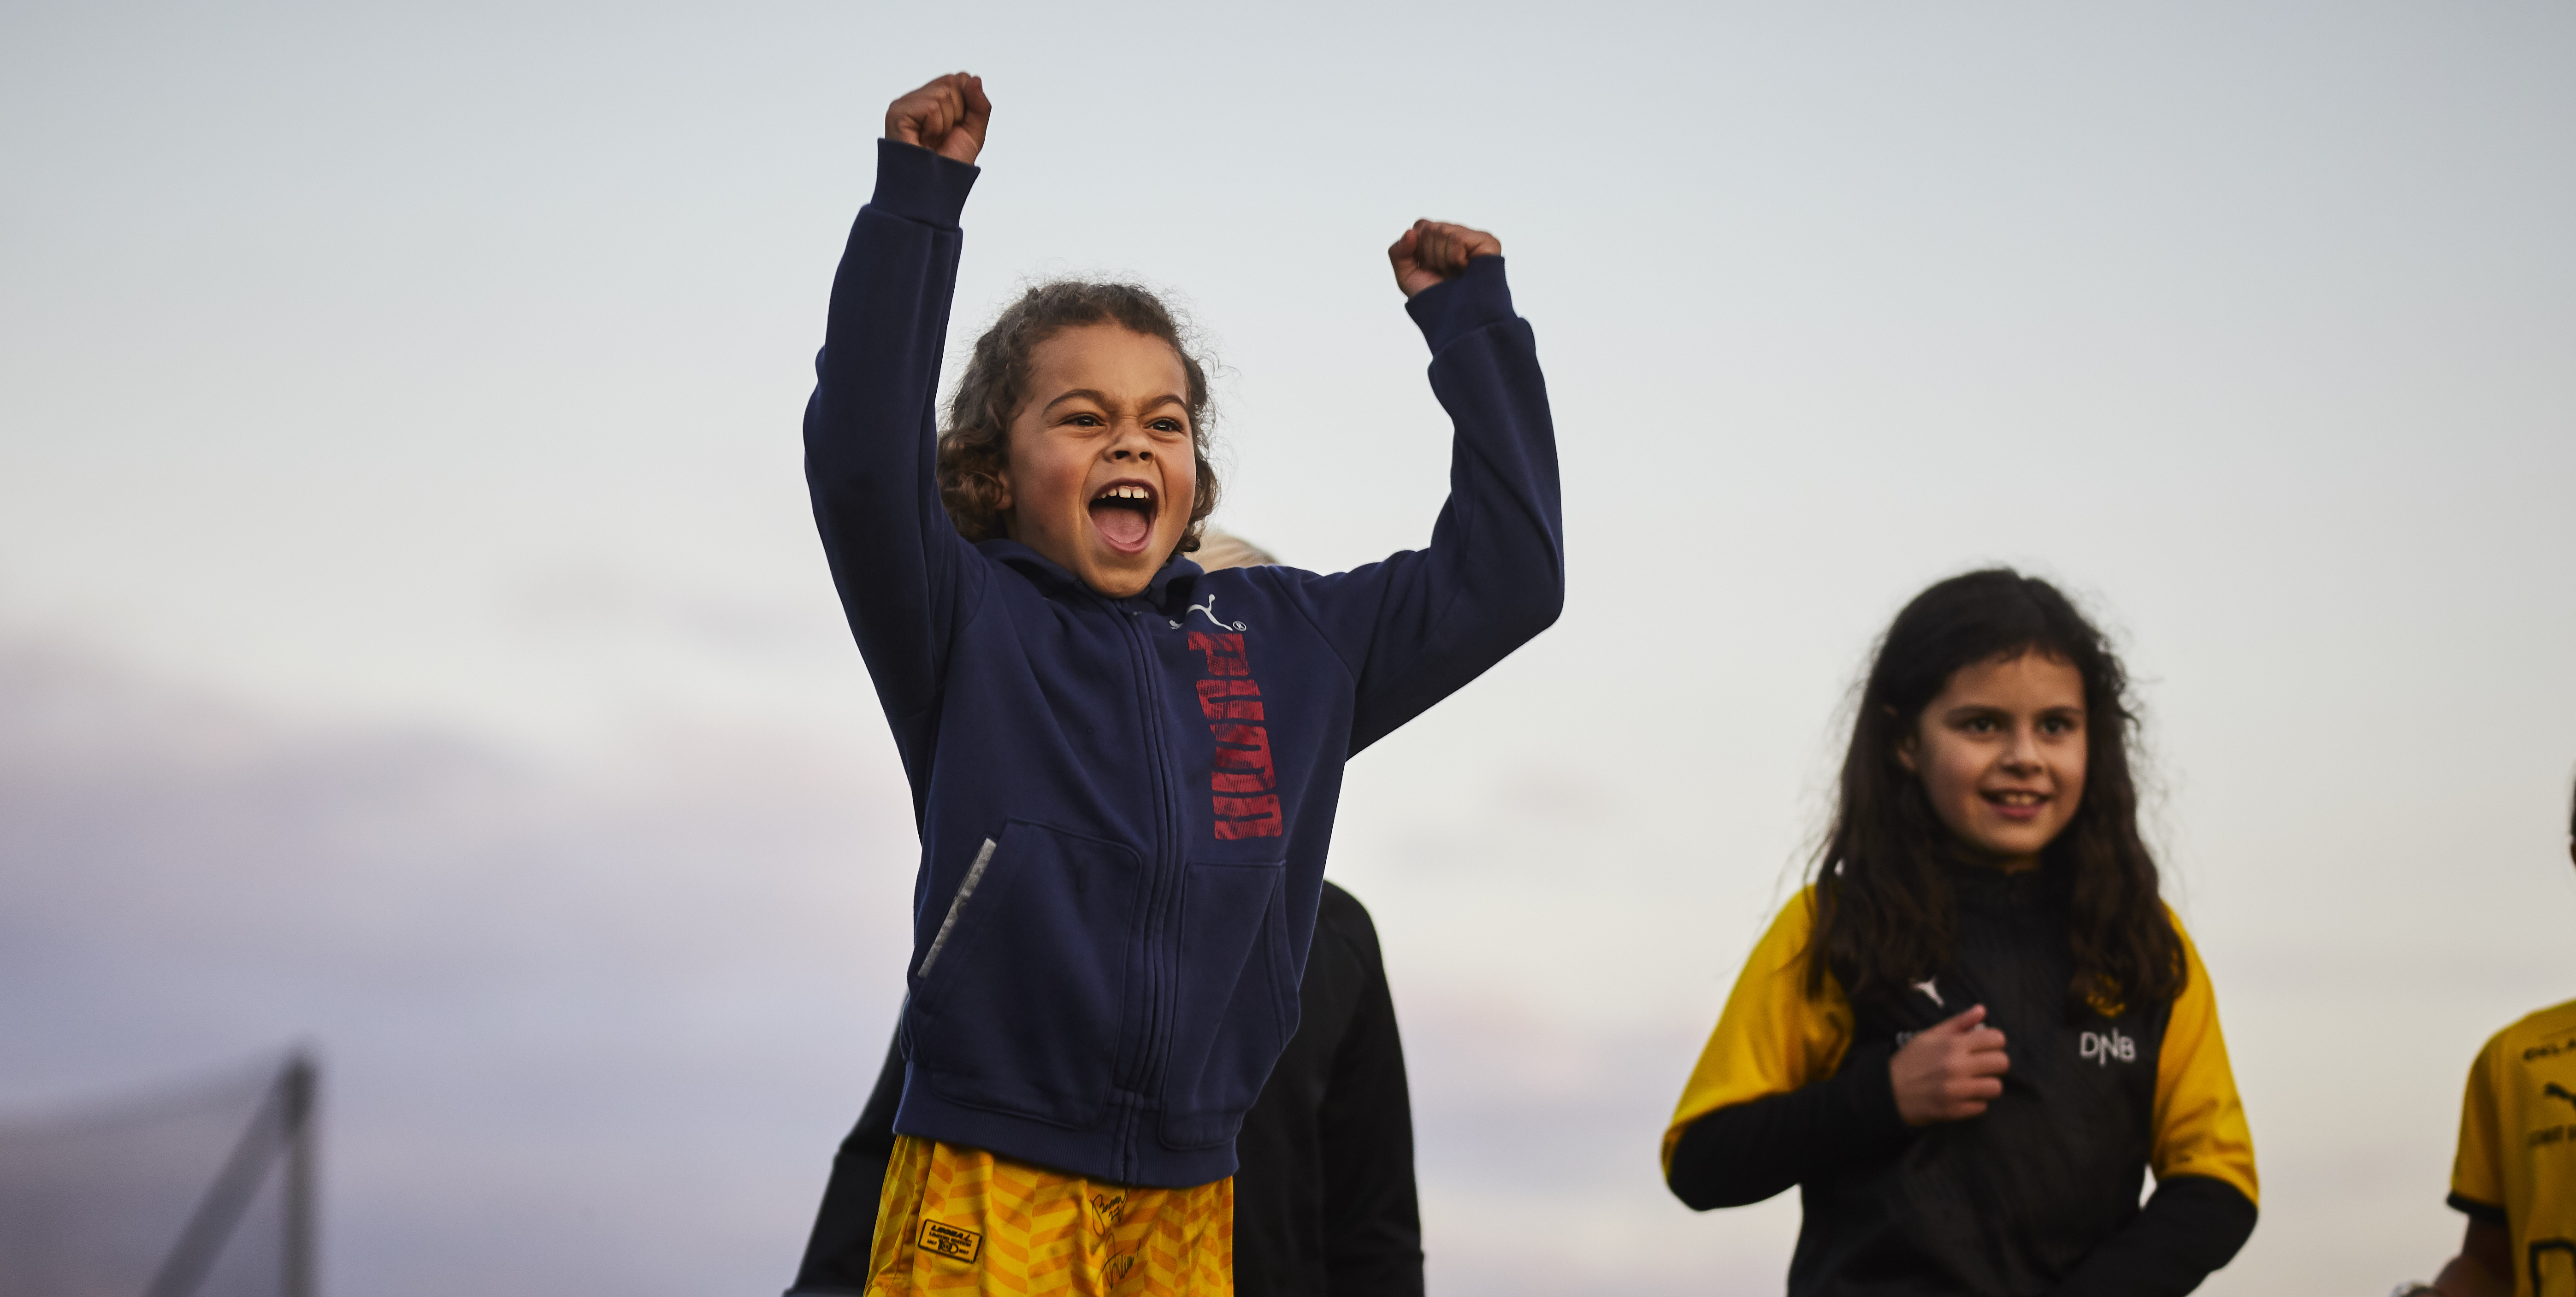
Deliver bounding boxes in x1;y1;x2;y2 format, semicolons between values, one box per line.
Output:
805;73;1560;1295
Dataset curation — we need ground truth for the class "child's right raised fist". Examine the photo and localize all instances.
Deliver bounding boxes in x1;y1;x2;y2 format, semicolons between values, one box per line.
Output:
884;72;991;167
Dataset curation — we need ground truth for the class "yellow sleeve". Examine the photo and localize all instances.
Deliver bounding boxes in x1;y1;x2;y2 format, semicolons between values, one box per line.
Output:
2150;908;2258;1206
1661;889;1855;1175
2449;1031;2507;1211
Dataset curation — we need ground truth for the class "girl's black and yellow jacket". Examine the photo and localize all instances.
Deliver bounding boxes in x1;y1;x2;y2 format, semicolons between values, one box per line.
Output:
1664;867;2257;1296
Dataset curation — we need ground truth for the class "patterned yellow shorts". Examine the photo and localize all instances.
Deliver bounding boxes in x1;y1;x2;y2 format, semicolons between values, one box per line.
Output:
865;1134;1233;1296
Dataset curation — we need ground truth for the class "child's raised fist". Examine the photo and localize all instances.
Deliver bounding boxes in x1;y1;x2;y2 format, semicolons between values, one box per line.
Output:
884;73;991;167
1387;220;1502;298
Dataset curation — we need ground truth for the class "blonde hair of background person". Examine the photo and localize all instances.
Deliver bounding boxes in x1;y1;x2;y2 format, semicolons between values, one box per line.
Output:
1190;531;1278;572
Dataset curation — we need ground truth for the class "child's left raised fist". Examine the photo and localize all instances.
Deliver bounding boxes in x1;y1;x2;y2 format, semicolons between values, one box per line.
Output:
883;72;991;167
1387;220;1502;298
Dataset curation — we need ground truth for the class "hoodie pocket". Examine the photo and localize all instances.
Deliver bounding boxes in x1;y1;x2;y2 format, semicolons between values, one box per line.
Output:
911;820;1144;1129
1159;858;1299;1150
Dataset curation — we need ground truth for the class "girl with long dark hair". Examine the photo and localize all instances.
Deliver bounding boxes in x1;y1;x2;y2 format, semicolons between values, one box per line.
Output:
1663;570;2257;1295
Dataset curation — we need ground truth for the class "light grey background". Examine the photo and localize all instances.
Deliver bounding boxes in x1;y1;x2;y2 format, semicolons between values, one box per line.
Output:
4;2;2571;1292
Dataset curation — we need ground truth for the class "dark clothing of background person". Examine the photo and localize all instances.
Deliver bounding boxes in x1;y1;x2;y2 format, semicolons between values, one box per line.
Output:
789;882;1424;1297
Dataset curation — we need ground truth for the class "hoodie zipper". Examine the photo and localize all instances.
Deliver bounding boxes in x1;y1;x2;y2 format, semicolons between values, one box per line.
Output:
1115;599;1182;1183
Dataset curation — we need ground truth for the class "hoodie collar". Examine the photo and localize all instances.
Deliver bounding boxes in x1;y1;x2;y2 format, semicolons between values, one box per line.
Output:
977;539;1205;613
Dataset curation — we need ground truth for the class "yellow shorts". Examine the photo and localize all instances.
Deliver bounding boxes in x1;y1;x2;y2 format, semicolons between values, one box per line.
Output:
865;1134;1233;1296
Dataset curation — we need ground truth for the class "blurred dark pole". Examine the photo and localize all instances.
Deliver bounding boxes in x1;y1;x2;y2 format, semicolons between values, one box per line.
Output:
283;1055;316;1297
141;1053;318;1297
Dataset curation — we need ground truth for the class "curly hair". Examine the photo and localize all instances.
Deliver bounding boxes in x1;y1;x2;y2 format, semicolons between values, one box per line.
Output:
935;280;1219;556
1805;569;2186;1021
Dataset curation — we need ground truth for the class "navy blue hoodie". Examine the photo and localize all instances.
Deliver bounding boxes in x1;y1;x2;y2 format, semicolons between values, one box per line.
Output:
804;140;1562;1189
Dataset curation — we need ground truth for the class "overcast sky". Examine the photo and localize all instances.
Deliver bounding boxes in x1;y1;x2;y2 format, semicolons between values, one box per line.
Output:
4;2;2573;1294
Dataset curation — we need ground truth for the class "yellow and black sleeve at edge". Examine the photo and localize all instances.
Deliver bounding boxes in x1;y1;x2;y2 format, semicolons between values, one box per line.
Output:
2446;1027;2509;1226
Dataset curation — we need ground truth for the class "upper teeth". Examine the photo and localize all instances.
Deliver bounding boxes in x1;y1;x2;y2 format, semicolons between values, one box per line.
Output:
1104;485;1149;501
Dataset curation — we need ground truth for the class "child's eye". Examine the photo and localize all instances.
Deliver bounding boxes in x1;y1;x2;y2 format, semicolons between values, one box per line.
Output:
1149;419;1185;435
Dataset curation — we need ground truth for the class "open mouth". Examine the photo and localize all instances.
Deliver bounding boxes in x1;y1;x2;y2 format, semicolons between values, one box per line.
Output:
1087;481;1159;554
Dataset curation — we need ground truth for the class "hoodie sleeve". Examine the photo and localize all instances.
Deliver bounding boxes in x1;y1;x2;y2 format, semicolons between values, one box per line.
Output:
1275;256;1565;755
803;140;988;732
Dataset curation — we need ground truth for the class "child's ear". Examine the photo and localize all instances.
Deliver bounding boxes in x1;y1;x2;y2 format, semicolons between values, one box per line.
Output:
985;466;1019;540
1887;706;1919;773
987;460;1014;514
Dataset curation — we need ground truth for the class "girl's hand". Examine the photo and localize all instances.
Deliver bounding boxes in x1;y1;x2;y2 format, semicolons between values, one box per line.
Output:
1890;1004;2010;1125
884;73;991;166
1387;219;1502;298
